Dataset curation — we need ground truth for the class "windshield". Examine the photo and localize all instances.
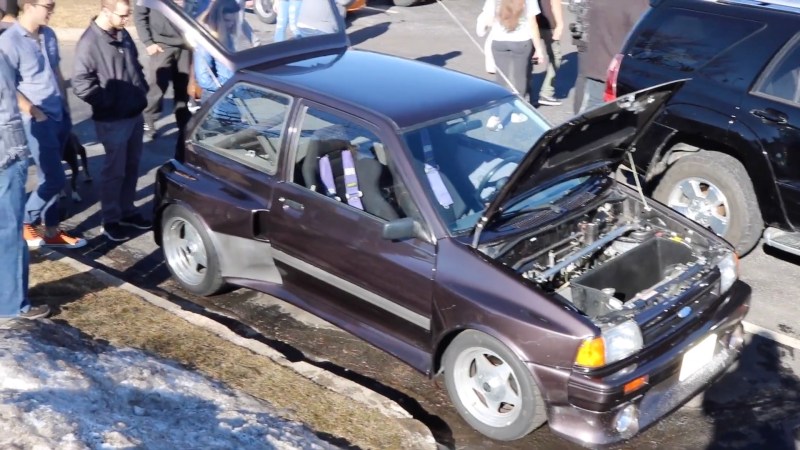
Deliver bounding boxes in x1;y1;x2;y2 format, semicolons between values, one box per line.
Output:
401;97;549;234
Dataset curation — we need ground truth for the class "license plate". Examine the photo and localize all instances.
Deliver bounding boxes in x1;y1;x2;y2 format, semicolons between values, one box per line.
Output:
679;334;717;382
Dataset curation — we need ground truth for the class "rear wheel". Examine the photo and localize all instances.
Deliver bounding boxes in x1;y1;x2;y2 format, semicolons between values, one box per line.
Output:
443;330;547;441
162;205;226;296
652;150;763;254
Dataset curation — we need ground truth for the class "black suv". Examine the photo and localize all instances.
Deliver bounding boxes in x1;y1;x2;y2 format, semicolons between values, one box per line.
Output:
606;0;800;256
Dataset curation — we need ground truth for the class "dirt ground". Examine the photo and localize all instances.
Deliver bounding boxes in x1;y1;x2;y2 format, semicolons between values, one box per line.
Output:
50;0;98;29
28;254;430;449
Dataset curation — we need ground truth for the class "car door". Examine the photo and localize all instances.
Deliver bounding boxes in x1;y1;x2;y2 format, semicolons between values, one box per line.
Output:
267;102;436;353
741;33;800;229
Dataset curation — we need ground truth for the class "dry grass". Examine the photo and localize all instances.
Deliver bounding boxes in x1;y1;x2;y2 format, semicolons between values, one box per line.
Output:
29;257;421;449
50;0;99;29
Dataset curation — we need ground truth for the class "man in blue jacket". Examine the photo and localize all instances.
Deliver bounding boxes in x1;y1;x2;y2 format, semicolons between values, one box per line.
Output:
73;0;151;242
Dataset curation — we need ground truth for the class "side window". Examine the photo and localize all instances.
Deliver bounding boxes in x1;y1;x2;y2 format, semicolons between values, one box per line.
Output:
756;37;800;104
291;107;415;222
192;83;291;175
628;9;761;72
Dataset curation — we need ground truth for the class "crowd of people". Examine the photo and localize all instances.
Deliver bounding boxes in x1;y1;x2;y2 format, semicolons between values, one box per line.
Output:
0;0;263;323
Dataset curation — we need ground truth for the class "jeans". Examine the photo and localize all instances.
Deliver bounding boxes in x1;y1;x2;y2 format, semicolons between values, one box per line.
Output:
94;115;145;225
24;116;69;227
540;29;562;98
492;40;533;100
274;0;301;42
0;157;30;317
575;77;606;114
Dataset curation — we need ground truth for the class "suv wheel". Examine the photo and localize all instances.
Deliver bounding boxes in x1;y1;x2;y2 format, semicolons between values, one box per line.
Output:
443;330;547;441
653;151;763;254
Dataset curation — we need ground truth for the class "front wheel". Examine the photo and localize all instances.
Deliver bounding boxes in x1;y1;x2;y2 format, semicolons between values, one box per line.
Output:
652;150;763;255
443;330;547;441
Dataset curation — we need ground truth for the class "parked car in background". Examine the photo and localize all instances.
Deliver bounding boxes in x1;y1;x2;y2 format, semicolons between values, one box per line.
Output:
143;0;750;446
607;0;800;256
253;0;366;24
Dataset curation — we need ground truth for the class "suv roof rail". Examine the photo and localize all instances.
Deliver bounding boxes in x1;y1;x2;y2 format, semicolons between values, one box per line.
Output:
718;0;800;13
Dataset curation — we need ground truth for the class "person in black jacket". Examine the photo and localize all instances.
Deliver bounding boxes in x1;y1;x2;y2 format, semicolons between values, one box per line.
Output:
134;0;191;142
73;0;152;242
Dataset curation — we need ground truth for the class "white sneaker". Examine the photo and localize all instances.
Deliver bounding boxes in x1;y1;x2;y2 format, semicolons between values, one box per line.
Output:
511;113;529;123
486;115;503;131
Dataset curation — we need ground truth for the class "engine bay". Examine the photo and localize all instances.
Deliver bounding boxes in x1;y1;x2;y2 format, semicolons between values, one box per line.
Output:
481;184;732;322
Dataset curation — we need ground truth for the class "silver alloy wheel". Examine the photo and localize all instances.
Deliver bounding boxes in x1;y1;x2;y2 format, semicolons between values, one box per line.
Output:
163;216;209;287
666;177;730;236
451;346;523;428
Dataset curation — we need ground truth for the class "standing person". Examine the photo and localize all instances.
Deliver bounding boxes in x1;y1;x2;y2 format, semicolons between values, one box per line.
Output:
0;52;50;321
536;0;564;106
0;0;19;33
274;0;301;42
194;0;238;99
574;0;648;113
476;0;545;128
73;0;152;242
0;0;87;249
134;0;191;143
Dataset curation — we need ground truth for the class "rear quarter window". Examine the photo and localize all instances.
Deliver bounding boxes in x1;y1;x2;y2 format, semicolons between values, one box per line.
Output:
627;8;762;72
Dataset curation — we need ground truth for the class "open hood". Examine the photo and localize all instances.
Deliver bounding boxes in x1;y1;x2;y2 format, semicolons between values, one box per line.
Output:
472;80;686;244
138;0;349;71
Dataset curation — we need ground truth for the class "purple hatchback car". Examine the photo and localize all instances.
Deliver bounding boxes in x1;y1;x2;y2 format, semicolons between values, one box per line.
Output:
145;0;749;446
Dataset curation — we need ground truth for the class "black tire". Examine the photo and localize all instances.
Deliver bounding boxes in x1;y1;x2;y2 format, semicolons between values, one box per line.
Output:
255;0;277;24
393;0;419;6
442;330;547;441
652;150;763;255
161;205;226;296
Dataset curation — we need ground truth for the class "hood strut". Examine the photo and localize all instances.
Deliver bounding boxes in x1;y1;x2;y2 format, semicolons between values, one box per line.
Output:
627;152;651;211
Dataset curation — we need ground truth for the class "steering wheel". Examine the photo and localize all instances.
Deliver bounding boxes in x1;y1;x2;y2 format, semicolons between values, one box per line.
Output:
475;154;522;204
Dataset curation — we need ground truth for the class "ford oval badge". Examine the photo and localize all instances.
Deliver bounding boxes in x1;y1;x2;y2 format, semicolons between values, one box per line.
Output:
677;306;692;319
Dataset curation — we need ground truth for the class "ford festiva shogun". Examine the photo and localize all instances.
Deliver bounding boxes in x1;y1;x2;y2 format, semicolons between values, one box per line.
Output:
144;0;750;446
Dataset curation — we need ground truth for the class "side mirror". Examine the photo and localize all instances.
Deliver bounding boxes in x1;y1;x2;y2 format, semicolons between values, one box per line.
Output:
382;217;424;241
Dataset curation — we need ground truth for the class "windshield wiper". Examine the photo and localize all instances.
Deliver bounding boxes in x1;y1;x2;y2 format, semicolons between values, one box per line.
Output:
498;202;565;221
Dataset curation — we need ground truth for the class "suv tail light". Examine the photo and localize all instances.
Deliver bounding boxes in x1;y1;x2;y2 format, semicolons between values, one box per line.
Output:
604;53;624;102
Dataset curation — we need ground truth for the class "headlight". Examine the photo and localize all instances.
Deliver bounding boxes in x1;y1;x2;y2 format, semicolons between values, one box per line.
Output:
575;320;643;368
717;252;738;293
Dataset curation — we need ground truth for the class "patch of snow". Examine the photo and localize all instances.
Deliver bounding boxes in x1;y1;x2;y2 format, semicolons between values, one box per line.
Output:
0;320;338;449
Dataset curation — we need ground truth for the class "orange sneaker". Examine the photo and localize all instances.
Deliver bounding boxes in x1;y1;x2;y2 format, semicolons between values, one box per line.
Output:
23;224;43;248
42;230;87;249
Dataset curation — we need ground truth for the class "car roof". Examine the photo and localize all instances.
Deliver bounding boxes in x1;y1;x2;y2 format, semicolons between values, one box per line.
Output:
245;50;514;130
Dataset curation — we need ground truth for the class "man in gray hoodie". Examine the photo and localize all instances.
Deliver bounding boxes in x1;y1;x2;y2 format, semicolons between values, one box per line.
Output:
574;0;648;113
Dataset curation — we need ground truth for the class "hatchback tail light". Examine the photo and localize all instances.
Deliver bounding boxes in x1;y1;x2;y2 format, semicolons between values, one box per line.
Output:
604;53;624;102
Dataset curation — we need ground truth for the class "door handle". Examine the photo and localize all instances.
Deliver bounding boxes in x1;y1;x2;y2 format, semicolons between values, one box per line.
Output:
751;108;788;125
278;197;304;211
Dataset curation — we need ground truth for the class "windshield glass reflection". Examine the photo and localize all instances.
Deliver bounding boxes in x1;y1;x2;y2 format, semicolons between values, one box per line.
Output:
401;97;550;234
180;0;342;50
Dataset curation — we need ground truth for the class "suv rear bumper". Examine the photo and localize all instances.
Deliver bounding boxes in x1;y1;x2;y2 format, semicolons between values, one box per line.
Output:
536;281;750;447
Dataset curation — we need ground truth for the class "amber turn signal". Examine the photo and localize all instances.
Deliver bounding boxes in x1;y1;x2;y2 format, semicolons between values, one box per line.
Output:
575;337;606;368
623;375;649;395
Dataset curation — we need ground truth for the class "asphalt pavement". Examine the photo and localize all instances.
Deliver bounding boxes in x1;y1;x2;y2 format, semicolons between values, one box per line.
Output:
45;1;800;448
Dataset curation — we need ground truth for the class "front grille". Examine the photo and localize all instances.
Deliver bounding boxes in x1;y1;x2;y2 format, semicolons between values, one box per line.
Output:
640;276;723;346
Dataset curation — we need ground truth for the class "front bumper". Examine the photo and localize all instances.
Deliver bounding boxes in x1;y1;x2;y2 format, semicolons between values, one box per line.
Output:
537;280;750;447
